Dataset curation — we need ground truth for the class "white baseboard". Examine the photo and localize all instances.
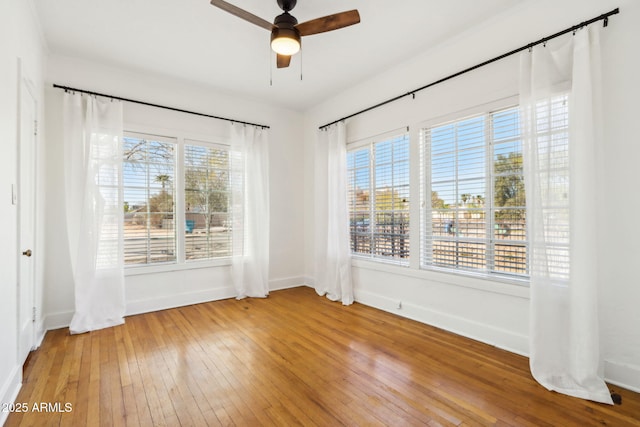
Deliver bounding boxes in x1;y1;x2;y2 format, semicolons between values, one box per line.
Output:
0;365;22;426
128;276;309;316
44;277;309;330
44;288;236;330
604;360;640;393
269;276;306;291
126;286;237;317
354;288;529;357
44;310;74;331
34;319;46;348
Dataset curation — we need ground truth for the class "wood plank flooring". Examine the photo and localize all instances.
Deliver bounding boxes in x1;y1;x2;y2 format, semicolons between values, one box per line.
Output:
6;287;640;426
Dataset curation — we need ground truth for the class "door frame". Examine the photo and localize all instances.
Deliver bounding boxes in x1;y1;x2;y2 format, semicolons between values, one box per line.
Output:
16;58;38;364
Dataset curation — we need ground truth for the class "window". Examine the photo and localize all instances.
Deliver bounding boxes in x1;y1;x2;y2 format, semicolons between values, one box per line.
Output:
422;106;529;278
184;142;231;260
123;132;233;267
123;133;177;265
347;134;410;263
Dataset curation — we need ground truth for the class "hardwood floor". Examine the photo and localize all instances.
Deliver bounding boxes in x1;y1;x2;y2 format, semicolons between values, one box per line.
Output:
6;287;640;426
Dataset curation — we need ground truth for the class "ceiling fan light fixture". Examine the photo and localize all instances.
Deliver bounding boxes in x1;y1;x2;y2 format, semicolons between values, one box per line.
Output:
270;27;300;55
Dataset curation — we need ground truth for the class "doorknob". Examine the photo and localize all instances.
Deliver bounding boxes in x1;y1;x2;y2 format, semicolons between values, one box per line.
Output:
22;249;32;257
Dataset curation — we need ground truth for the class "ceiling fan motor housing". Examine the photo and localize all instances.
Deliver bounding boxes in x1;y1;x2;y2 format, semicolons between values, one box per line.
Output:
271;12;300;46
273;11;298;28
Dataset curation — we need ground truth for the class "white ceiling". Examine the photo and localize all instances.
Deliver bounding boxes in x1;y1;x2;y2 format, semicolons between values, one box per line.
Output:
34;0;521;111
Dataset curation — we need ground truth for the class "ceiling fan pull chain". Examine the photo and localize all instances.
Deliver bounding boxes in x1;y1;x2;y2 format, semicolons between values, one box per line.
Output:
300;48;303;81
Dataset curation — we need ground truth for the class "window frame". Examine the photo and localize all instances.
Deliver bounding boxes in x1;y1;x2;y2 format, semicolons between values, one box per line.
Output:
346;131;411;266
183;139;233;262
122;131;178;267
122;125;233;276
419;97;531;283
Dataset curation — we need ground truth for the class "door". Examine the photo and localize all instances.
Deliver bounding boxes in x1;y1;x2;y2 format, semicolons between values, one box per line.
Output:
17;64;37;365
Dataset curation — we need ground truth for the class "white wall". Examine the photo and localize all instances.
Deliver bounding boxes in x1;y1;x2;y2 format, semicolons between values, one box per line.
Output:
43;55;306;328
0;0;45;423
304;0;640;392
597;2;640;392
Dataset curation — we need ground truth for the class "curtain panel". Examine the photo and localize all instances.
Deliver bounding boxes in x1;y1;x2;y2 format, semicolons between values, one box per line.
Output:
314;122;354;305
230;124;270;299
63;92;126;334
521;25;612;404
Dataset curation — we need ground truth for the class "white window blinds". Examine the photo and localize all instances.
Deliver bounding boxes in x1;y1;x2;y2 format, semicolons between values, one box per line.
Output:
347;134;410;264
184;142;232;260
122;132;235;267
123;133;177;265
422;107;528;277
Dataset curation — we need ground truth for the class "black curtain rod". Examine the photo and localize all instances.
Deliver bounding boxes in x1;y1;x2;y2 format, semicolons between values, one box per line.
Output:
319;7;619;130
52;84;270;129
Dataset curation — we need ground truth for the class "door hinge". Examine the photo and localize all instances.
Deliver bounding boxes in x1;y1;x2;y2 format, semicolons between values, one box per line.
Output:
34;120;38;136
32;307;36;322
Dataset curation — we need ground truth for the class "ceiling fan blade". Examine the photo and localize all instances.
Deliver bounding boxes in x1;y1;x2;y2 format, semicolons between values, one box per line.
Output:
276;54;292;68
295;10;360;36
210;0;273;31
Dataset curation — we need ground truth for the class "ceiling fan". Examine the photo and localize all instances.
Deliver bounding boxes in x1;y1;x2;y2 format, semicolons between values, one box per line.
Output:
210;0;360;68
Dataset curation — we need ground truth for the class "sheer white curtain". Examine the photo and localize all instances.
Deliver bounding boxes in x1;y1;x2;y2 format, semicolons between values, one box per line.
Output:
314;122;354;305
230;123;270;299
521;25;612;404
63;92;126;334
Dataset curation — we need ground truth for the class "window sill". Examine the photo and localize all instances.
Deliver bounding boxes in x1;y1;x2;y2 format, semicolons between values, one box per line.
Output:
125;257;231;276
350;254;409;268
351;257;529;299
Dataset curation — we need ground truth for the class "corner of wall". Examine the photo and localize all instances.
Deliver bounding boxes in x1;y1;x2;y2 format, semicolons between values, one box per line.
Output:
605;360;640;393
34;319;46;348
269;276;307;292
